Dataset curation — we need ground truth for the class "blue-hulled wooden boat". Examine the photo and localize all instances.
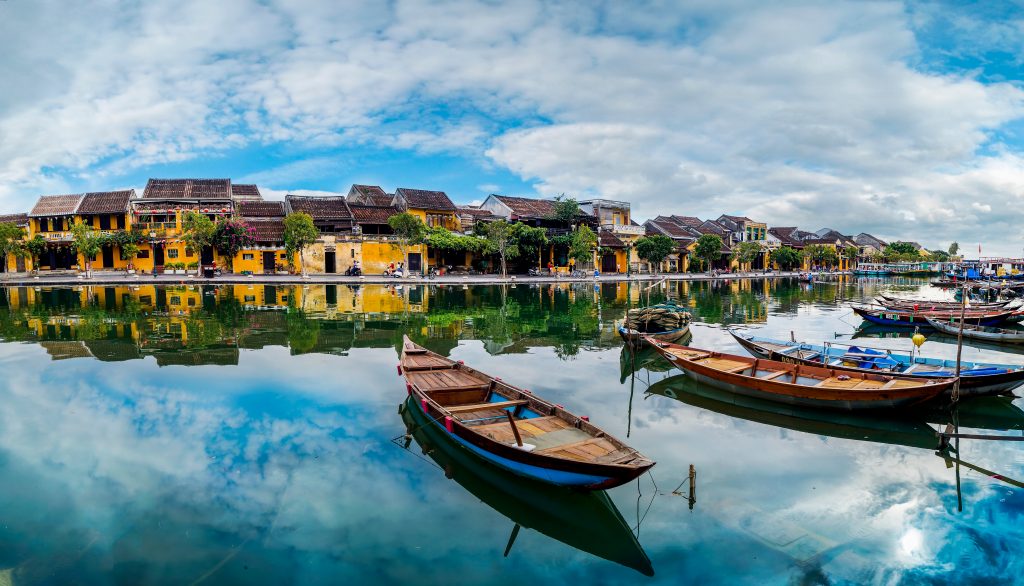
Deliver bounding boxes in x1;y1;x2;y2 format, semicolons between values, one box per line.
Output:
399;336;654;490
852;306;1014;327
645;337;951;410
925;318;1024;345
731;331;1024;397
399;397;655;576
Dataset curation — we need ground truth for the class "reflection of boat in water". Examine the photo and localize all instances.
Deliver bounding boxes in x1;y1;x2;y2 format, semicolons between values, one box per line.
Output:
619;332;691;383
646;374;940;449
399;397;654;576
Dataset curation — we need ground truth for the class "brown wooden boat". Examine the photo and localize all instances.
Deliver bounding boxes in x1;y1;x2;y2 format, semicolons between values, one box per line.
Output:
399;335;654;490
644;337;952;410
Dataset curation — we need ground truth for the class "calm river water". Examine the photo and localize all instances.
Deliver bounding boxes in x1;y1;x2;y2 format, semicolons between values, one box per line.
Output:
0;277;1021;585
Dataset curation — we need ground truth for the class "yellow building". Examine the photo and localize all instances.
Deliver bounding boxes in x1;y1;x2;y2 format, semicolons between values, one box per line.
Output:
234;201;292;274
24;190;136;272
580;199;645;273
394;187;461;272
1;213;29;273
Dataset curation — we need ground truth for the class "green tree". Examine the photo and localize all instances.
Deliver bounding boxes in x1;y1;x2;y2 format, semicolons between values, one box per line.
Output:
694;234;724;272
884;241;919;258
0;223;26;273
388;212;427;274
181;211;216;257
770;246;802;271
634;235;674;274
928;249;950;262
550;194;581;226
948;242;959;257
482;220;517;278
25;235;47;273
730;241;763;269
283;212;320;276
568;225;597;266
121;242;140;267
71;222;103;277
803;244;839;268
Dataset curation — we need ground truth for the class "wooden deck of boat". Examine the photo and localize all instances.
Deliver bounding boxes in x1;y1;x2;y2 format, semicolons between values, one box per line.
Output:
665;347;925;390
752;339;961;375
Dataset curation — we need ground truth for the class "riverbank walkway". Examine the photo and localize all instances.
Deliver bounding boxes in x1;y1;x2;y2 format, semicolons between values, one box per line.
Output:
0;269;842;287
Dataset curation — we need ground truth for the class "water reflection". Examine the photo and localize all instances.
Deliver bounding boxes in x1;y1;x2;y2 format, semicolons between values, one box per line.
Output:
398;396;654;576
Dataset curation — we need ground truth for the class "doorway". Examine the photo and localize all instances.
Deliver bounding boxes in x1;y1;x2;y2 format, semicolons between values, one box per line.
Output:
154;246;165;267
601;253;617;273
263;251;276;274
201;246;214;266
325;251;336;273
408;252;422;273
102;245;114;269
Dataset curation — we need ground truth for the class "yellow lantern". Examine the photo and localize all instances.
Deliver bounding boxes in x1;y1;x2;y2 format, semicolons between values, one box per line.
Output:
912;332;926;348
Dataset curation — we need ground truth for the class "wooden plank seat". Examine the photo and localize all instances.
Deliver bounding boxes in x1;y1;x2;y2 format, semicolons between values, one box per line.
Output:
758;369;790;381
723;363;753;374
446;399;528;414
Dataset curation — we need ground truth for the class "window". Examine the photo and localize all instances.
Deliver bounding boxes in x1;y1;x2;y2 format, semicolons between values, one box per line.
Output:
243;253;254;260
99;215;111;230
170;296;181;306
244;295;256;303
187;298;196;307
281;253;288;259
167;249;179;259
137;250;150;259
426;214;447;228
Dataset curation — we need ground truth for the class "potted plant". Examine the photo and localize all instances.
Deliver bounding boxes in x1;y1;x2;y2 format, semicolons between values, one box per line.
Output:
187;261;199;275
275;261;288;275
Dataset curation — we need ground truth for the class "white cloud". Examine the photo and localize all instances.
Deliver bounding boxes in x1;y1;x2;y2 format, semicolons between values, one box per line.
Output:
0;1;1023;251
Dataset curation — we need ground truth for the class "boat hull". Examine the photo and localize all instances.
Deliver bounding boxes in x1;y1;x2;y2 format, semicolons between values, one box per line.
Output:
731;333;1024;397
925;318;1024;345
647;341;948;411
853;307;1011;327
618;325;691;346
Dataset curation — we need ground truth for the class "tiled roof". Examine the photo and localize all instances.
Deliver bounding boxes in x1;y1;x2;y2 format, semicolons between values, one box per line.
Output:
721;214;754;223
492;195;559;218
350;205;399;225
248;219;285;243
645;218;694;240
598;231;625;247
855;233;888;248
768;227;804;247
348;185;393;206
30;194;83;217
396;188;455;211
0;213;29;226
668;215;705;229
143;178;232;199
232;184;262;201
697;220;728;236
285;195;352;221
77;190;134;214
802;238;838;246
238;201;285;218
456;205;498;218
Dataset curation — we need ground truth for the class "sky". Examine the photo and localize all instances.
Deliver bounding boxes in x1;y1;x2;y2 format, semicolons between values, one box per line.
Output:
1;0;1023;255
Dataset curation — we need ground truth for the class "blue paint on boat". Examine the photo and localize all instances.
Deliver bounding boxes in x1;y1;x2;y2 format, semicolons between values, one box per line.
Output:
741;334;1018;377
425;414;612;488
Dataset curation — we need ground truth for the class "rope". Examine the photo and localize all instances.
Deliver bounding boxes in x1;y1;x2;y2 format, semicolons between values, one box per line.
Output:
633;470;658;535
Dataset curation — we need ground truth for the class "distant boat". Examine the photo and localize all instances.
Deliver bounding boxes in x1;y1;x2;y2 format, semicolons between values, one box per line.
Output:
618;302;691;346
924;318;1024;345
399;397;655;576
875;294;1012;311
852;306;1013;327
730;331;1024;397
399;335;654;490
645;337;951;410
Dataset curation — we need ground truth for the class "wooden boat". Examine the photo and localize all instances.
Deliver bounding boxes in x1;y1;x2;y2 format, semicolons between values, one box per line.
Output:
731;331;1024;396
620;337;685;383
399;335;654;490
399;397;654;576
618;303;691;345
875;294;1010;311
852;306;1014;327
924;317;1024;345
644;337;952;410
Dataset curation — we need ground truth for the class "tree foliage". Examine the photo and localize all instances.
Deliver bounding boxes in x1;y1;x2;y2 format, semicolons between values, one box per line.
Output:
387;212;427;273
181;211;216;256
928;249;950;262
213;218;257;270
634;235;674;273
802;244;839;267
842;245;860;263
693;234;723;271
25;235;47;270
71;222;103;273
730;241;763;267
948;242;959;256
550;194;581;225
770;246;802;270
424;227;485;252
283;212;319;274
568;225;597;264
884;241;919;257
0;223;26;261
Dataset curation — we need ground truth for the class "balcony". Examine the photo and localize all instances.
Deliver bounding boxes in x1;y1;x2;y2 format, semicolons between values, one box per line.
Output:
612;224;645;237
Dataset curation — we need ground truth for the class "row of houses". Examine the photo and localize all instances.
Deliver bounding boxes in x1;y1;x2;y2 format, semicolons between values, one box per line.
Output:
0;177;916;275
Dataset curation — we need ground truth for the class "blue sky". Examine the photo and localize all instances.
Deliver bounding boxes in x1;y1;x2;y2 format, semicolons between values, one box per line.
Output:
1;1;1023;253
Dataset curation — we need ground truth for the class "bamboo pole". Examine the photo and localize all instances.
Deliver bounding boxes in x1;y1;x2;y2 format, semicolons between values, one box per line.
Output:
505;411;523;447
952;283;967;403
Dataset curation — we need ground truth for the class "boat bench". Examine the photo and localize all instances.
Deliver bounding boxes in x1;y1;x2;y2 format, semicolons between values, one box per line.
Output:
446;399;528;414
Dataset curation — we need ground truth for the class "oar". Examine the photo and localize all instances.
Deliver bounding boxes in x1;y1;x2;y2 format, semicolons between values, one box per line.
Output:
503;523;522;557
